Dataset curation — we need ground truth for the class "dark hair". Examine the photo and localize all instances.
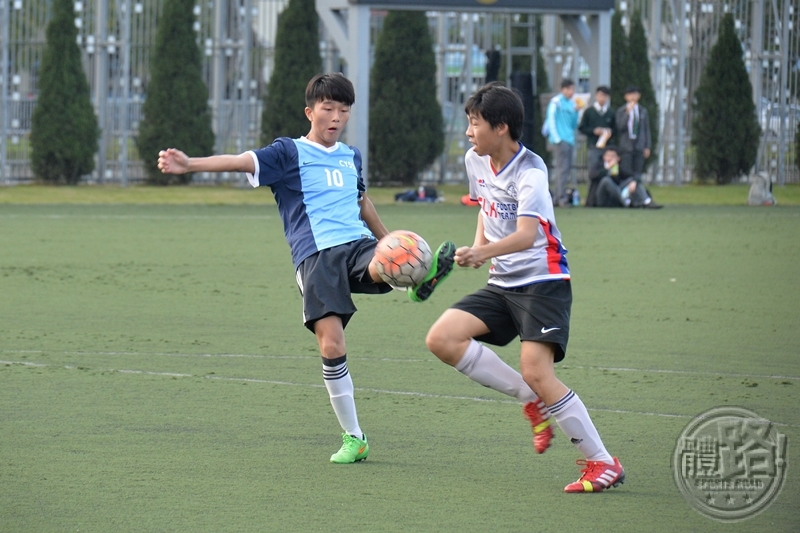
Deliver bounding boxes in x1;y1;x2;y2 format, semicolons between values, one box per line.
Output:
561;78;575;89
596;85;611;95
464;82;524;142
603;145;620;155
305;73;355;108
624;85;640;94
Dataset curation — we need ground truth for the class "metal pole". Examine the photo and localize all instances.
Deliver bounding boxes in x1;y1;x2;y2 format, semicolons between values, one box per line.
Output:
95;0;109;182
465;14;473;97
212;0;225;155
675;0;687;185
750;0;763;119
238;0;251;186
750;0;763;174
651;0;662;183
777;0;789;186
240;0;251;155
545;15;556;88
1;0;10;183
120;0;131;186
438;13;447;182
529;16;536;87
505;14;511;85
346;4;370;182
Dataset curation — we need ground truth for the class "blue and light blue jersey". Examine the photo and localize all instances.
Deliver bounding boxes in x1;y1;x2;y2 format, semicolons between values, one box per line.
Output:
246;137;372;268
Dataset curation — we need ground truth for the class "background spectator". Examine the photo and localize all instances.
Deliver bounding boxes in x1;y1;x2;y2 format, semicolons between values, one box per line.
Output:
578;85;616;183
590;146;661;208
615;85;651;181
544;78;582;206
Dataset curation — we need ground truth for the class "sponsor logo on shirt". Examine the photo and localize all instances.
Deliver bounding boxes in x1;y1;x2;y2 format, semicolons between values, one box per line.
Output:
339;160;356;170
478;196;518;220
477;178;486;187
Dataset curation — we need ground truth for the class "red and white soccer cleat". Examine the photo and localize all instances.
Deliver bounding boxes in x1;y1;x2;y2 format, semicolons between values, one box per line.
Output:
564;457;625;493
523;401;553;454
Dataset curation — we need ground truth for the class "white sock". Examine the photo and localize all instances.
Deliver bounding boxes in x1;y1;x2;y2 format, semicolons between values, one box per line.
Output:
454;340;542;405
322;355;363;438
549;390;613;464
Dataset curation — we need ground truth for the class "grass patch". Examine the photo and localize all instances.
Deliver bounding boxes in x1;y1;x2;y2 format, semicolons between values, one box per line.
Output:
1;203;798;532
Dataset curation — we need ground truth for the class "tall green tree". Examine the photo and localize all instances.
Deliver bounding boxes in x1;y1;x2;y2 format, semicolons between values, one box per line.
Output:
369;11;443;184
610;9;636;116
691;13;760;184
260;0;321;144
628;9;660;168
29;0;99;184
137;0;214;185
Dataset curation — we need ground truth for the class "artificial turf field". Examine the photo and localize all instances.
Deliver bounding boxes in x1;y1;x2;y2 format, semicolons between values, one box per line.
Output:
1;189;799;532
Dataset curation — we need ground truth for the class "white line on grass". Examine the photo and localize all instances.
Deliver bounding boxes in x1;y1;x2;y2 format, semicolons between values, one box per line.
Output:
3;359;798;428
3;349;798;380
0;349;424;363
571;365;800;381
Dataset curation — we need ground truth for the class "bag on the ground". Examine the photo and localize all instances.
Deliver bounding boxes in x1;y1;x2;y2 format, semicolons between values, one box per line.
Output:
748;171;776;206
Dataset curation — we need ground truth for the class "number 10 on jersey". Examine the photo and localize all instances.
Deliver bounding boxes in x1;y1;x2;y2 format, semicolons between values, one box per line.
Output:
325;169;344;187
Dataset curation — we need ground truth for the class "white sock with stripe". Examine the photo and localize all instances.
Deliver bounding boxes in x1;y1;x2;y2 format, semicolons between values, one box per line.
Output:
549;390;613;464
455;340;544;405
322;355;363;438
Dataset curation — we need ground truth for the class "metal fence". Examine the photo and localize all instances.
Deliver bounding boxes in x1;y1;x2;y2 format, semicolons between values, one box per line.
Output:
0;0;280;184
1;0;798;184
622;0;799;184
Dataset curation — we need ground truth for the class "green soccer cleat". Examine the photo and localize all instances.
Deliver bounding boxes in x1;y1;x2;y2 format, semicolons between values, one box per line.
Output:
330;433;370;464
408;241;456;302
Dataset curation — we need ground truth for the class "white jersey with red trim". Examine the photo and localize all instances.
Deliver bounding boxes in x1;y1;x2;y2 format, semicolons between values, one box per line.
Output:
465;144;570;288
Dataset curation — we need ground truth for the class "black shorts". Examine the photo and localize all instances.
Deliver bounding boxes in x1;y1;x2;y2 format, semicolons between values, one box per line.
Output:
296;239;393;332
451;280;572;362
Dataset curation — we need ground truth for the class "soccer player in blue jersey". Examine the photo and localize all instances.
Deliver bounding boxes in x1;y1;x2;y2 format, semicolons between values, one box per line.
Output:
425;83;624;492
157;73;456;464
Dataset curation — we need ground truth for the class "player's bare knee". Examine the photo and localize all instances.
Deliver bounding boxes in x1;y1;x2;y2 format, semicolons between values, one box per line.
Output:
317;337;346;358
425;325;452;360
520;365;545;392
425;326;444;355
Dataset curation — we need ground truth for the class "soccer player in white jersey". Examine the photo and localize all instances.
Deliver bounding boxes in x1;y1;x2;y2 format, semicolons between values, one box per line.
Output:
425;83;625;493
157;73;456;464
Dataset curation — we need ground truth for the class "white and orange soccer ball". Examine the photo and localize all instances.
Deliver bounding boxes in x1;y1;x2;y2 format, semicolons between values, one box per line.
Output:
373;230;432;287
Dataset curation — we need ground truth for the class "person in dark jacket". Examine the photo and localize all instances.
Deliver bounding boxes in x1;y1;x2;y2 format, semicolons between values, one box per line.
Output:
578;85;616;194
615;85;651;180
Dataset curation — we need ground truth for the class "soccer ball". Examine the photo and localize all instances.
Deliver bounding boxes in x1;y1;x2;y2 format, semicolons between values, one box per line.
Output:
374;230;432;287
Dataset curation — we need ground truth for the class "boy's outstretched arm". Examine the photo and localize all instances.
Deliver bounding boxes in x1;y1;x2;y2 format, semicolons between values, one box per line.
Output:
359;193;389;240
157;148;255;175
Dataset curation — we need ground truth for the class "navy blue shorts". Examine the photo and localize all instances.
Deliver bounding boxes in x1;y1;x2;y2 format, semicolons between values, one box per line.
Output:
295;239;393;332
451;280;572;362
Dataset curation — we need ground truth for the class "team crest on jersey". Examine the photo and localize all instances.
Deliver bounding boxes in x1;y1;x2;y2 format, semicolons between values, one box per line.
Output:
506;183;518;197
477;178;486;187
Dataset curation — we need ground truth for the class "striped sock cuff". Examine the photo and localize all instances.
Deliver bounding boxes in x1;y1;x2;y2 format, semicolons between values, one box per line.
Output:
322;355;348;381
548;389;576;416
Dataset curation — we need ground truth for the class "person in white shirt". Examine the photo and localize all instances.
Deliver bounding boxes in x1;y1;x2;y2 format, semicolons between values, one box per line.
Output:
425;82;625;493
